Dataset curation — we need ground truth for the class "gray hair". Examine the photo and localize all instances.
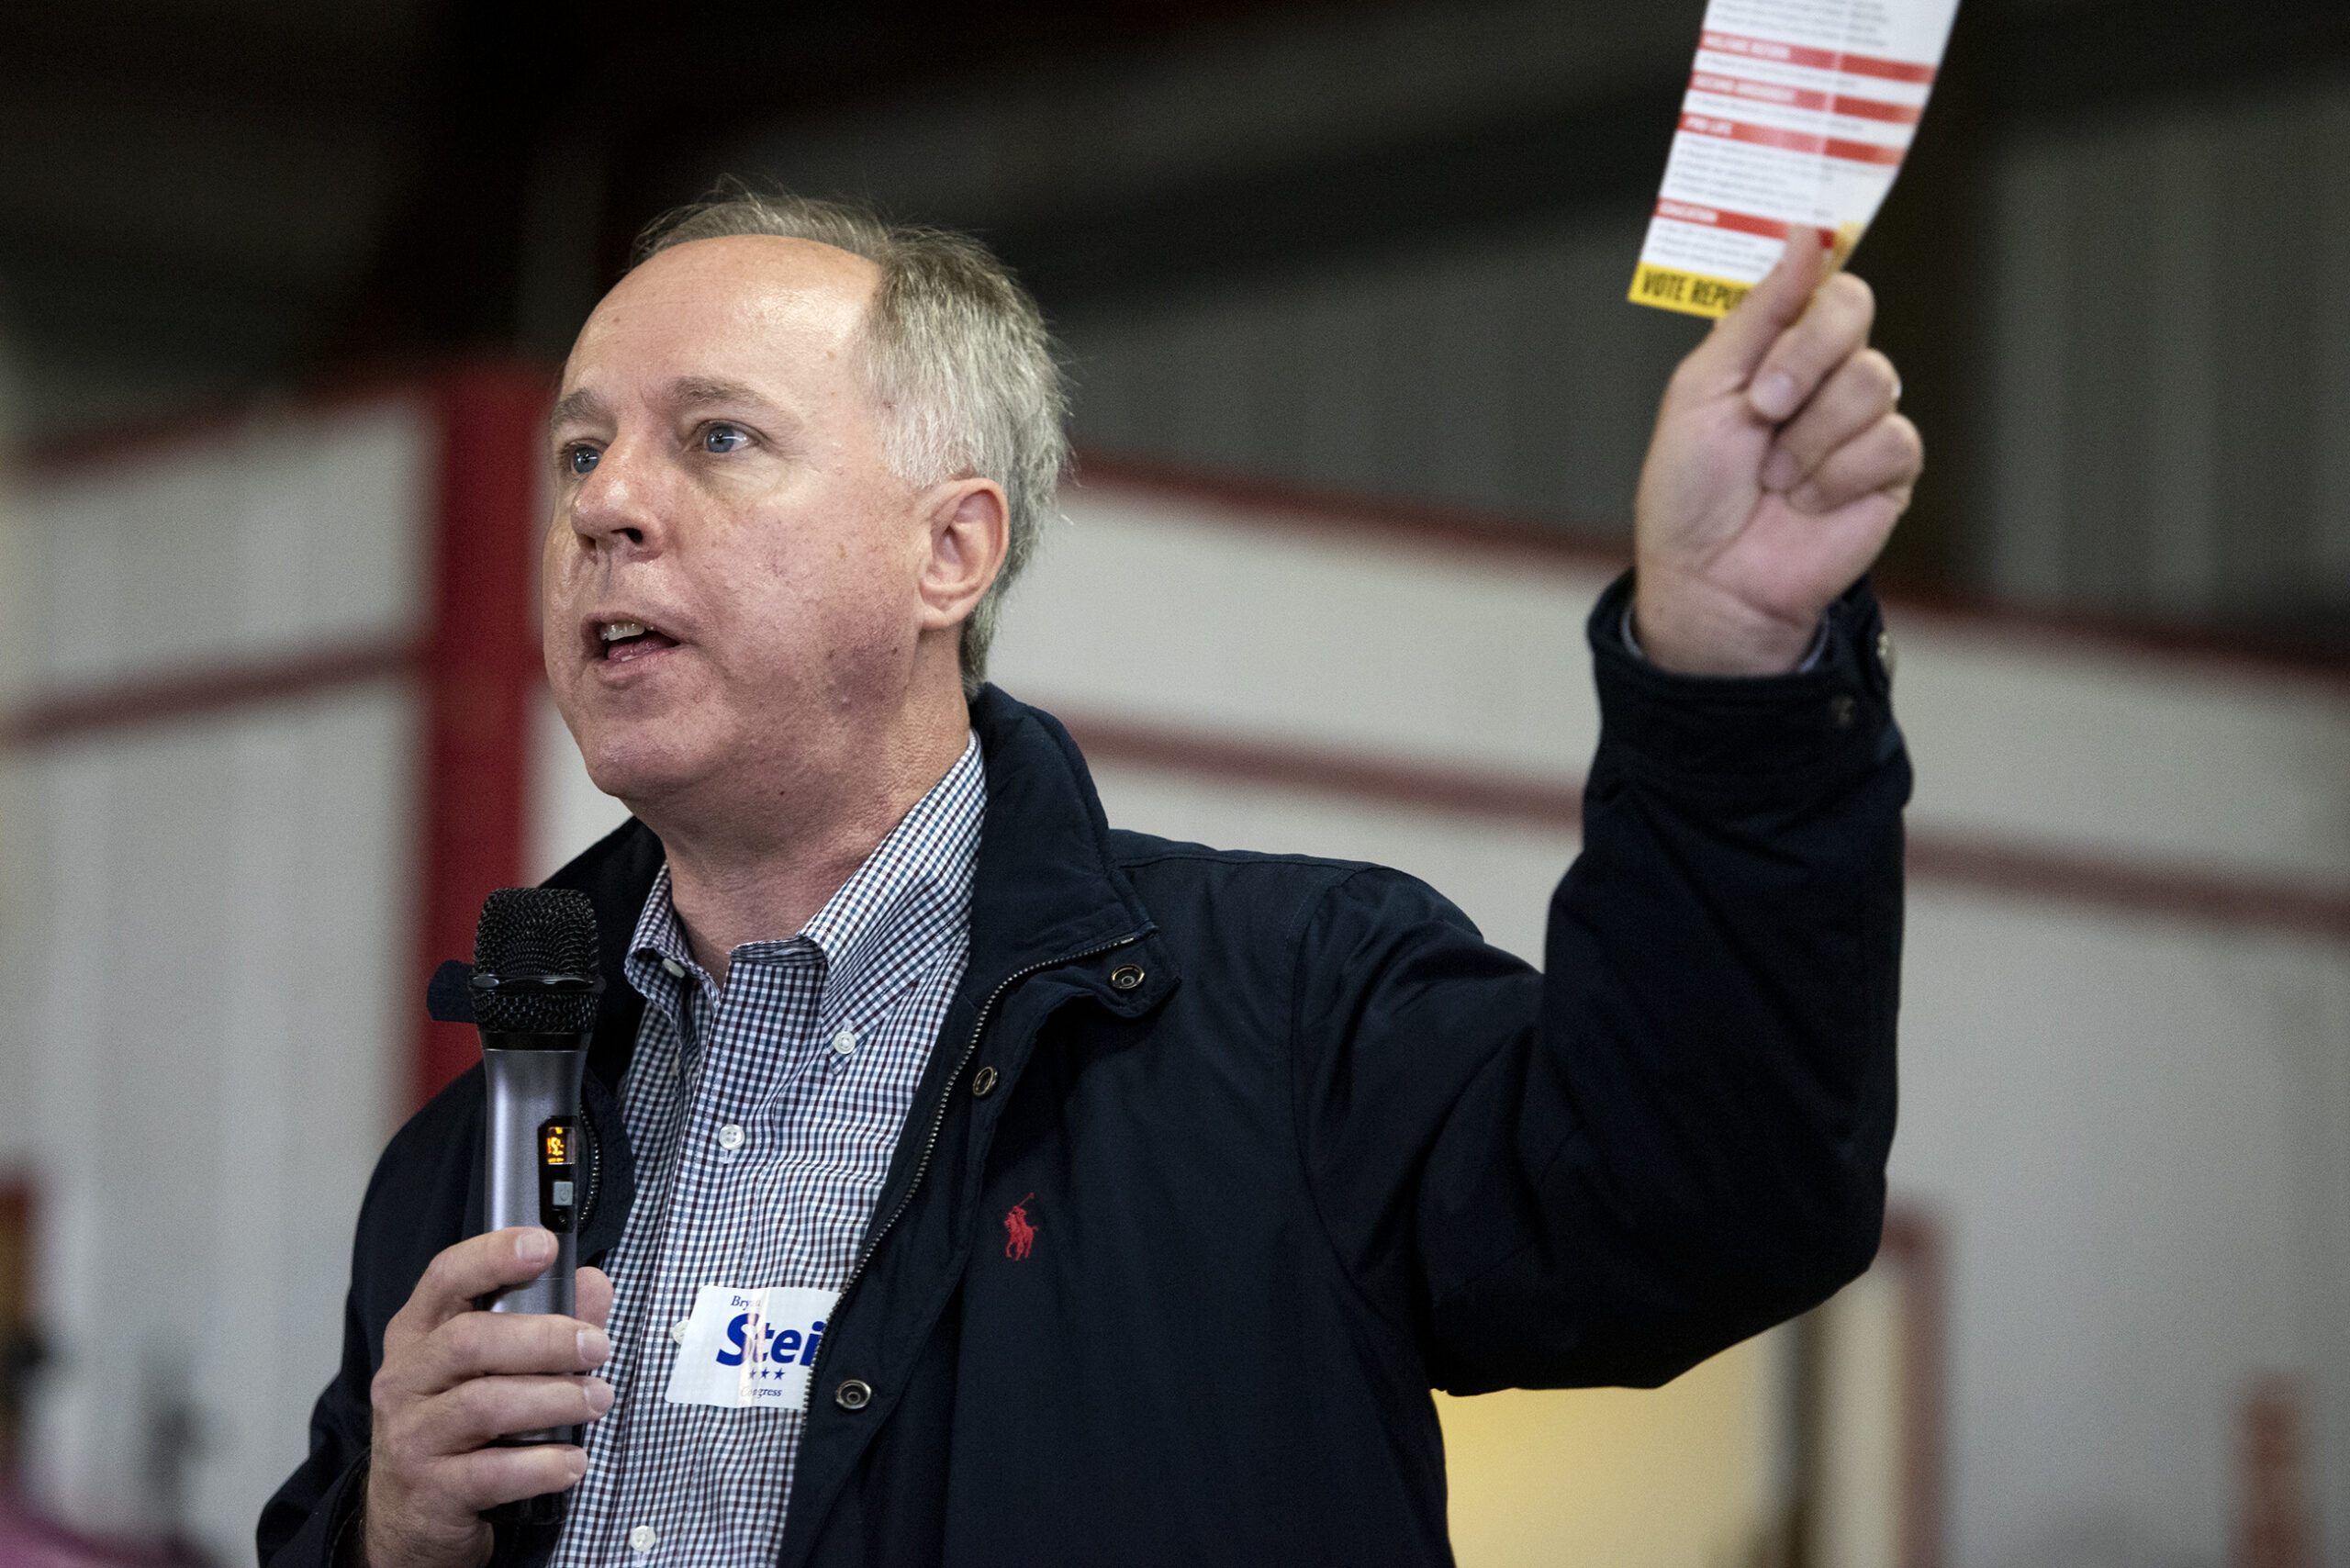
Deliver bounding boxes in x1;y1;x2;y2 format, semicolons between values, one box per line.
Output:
632;188;1069;697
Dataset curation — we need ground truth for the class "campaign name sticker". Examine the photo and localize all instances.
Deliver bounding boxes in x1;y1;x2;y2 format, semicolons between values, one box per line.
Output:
1630;0;1961;318
664;1284;838;1412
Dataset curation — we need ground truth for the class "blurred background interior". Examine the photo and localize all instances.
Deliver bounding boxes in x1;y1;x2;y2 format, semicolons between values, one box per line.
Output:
2;0;2348;1563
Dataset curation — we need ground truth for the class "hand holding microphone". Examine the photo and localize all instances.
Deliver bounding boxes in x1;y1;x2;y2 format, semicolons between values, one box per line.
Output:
364;1234;612;1568
361;890;614;1568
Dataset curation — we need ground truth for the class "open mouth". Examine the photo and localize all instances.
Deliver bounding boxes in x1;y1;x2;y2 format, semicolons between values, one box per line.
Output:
599;619;680;664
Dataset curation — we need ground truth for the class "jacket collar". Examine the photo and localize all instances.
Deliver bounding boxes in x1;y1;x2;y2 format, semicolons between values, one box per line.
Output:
958;684;1160;1001
544;683;1169;1089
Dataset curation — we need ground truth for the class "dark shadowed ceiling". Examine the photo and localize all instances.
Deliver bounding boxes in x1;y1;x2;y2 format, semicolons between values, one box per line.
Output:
5;0;2348;620
0;0;1346;432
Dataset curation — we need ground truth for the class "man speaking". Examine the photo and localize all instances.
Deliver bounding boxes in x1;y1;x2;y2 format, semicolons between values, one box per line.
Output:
261;191;1916;1567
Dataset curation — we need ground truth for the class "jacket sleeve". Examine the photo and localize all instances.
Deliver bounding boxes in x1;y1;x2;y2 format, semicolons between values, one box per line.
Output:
1291;571;1908;1394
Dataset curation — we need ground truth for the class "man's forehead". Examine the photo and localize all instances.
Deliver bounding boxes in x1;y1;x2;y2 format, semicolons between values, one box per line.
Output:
605;233;879;325
558;236;879;414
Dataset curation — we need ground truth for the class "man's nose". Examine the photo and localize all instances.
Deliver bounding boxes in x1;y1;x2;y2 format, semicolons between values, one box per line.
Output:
566;441;669;554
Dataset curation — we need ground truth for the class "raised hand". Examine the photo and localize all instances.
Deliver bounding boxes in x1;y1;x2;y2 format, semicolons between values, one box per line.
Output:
1630;230;1923;676
361;1229;616;1568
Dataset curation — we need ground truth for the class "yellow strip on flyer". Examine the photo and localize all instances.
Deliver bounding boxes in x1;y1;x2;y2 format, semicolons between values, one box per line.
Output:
1627;263;1755;319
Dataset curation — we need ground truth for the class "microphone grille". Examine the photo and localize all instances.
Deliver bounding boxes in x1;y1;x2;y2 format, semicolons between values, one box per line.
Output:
473;888;600;1034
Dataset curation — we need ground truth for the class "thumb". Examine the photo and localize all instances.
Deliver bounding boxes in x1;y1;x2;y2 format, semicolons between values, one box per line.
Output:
1691;227;1828;387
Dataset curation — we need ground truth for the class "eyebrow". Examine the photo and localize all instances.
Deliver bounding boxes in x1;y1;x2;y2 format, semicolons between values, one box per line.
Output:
547;386;608;431
667;375;777;412
547;376;787;434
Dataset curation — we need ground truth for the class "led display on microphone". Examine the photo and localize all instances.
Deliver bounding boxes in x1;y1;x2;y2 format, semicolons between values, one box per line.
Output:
538;1115;579;1234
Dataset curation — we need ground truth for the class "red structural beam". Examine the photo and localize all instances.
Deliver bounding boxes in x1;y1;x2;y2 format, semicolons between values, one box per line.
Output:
414;365;553;1110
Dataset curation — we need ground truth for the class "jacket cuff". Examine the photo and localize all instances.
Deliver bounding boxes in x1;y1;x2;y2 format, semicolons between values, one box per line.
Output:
1586;571;1897;785
263;1449;367;1568
326;1462;366;1567
1618;599;1831;673
310;1454;560;1568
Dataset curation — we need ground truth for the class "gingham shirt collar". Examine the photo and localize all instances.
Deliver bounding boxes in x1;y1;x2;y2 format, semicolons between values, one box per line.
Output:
623;732;984;1034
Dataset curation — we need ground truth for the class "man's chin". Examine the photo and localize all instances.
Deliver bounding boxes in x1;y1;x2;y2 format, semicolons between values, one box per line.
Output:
576;733;713;818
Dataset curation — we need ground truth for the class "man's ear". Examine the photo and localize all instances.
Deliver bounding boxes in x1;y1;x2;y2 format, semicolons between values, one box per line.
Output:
917;478;1010;633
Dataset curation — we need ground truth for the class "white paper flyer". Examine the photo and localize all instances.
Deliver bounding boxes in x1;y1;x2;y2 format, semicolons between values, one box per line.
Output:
1629;0;1962;318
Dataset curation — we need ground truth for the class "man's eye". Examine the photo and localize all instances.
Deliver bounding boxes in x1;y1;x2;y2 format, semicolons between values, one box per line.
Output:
566;445;601;476
704;423;750;454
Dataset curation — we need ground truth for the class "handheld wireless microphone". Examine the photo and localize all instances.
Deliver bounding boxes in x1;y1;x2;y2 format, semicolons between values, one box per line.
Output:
471;887;603;1465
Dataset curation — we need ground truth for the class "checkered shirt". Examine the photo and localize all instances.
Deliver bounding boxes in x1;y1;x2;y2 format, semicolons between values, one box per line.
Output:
548;734;984;1568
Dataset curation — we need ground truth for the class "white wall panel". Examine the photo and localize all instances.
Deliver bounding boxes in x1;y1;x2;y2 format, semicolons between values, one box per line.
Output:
0;485;35;1166
1893;624;2350;890
529;689;631;886
6;397;439;1554
15;687;414;1555
27;400;431;691
996;480;2350;888
1893;890;2350;1568
0;752;34;1166
995;486;1612;779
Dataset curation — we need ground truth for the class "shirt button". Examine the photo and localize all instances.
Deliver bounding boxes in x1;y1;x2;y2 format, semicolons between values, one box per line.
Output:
670;1318;690;1344
629;1525;658;1553
661;958;687;979
717;1124;746;1151
832;1027;859;1057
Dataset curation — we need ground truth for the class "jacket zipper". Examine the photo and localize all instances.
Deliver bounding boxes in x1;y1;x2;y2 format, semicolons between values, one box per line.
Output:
817;932;1142;1361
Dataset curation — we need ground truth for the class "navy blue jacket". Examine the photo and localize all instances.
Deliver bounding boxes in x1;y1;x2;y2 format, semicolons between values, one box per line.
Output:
260;576;1908;1567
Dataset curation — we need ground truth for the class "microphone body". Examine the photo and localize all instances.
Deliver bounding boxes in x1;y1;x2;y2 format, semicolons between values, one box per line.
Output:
468;888;604;1476
479;1036;588;1327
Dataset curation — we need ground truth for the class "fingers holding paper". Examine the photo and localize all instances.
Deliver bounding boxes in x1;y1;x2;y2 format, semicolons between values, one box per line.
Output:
1630;230;1923;676
1762;346;1909;513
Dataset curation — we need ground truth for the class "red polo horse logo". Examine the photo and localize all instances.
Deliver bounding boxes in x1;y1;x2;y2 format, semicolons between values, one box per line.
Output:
1003;1193;1038;1260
